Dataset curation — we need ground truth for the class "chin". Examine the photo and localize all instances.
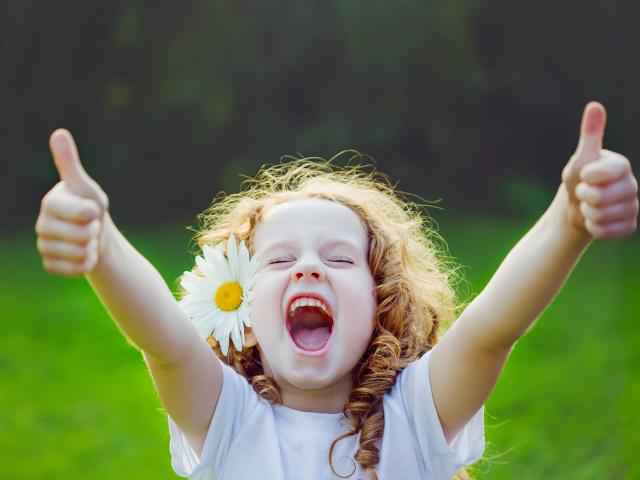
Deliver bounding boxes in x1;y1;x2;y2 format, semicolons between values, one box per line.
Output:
277;365;340;389
276;365;351;390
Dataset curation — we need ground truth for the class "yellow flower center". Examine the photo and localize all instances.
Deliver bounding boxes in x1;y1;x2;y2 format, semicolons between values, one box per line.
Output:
214;282;243;311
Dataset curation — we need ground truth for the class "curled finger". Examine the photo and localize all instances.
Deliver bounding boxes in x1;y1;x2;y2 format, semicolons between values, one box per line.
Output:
579;198;639;225
37;237;88;262
36;217;101;244
580;150;631;185
585;218;638;240
42;257;87;277
575;177;638;207
43;192;101;223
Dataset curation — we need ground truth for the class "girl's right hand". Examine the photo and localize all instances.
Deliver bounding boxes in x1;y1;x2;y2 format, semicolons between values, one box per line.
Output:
35;129;110;277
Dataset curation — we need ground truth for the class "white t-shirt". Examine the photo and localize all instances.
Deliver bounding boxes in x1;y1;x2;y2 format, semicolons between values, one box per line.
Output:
168;349;485;480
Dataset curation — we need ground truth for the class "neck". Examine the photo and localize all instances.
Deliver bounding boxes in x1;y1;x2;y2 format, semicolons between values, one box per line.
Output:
277;373;352;413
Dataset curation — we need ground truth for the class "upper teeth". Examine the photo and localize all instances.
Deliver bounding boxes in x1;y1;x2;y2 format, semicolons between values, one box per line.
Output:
289;297;330;315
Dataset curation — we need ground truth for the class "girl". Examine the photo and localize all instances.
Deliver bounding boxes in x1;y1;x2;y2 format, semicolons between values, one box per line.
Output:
35;102;637;479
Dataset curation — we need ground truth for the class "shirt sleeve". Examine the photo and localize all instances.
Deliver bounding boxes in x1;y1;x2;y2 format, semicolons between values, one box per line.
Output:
397;349;485;470
167;361;256;478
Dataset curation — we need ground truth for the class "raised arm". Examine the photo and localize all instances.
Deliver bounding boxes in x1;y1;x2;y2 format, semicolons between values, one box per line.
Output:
35;130;222;456
429;103;638;442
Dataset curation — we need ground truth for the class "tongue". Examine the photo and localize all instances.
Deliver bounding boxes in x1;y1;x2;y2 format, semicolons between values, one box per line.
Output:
292;327;331;351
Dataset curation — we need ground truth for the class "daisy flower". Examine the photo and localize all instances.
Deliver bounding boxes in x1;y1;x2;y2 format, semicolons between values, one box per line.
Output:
178;235;260;355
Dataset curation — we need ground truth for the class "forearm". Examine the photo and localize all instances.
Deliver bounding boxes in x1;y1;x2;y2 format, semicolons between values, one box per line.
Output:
86;213;199;364
461;185;593;350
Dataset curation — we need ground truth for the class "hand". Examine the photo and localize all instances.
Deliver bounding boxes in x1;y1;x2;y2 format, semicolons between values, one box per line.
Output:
35;129;110;276
561;102;638;239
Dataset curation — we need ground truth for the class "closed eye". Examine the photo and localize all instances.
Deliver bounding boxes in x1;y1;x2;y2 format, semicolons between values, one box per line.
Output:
327;257;354;264
269;258;294;264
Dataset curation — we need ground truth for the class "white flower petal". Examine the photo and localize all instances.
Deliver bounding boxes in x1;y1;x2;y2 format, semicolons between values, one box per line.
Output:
180;300;217;319
237;240;250;277
231;320;244;352
199;248;220;275
209;257;232;283
240;283;254;302
180;271;204;291
193;309;222;339
244;258;261;290
217;332;230;356
237;302;251;327
238;239;249;262
200;251;231;283
226;235;239;280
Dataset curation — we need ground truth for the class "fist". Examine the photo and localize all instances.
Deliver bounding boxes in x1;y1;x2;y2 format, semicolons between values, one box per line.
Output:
562;102;638;240
35;129;109;276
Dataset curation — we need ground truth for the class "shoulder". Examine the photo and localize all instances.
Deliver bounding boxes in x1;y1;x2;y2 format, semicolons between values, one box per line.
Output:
382;350;485;470
384;349;433;418
168;362;273;477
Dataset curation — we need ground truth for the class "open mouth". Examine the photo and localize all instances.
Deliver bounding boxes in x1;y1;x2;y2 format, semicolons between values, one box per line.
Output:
286;297;334;352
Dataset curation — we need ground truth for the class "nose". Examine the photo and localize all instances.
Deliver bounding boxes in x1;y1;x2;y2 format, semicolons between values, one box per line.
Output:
291;257;325;282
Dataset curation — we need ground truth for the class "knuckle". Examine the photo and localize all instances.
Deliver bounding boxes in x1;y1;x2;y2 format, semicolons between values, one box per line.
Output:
618;153;631;168
77;244;89;259
78;227;92;242
98;192;109;211
36;236;46;253
41;190;54;207
42;258;54;272
79;205;98;221
590;191;603;206
586;219;600;237
34;216;48;236
83;222;98;241
579;201;588;216
590;206;604;223
579;202;597;221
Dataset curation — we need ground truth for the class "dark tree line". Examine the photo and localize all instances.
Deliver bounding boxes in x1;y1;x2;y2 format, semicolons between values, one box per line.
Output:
2;0;639;229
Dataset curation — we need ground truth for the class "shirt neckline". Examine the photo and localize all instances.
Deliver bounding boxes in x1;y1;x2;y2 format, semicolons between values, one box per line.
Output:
273;403;344;420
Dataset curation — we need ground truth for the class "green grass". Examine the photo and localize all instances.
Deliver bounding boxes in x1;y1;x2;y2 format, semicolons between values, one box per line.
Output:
1;218;638;479
440;217;640;479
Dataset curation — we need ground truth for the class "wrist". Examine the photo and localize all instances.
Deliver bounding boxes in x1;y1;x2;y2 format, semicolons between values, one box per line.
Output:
88;212;120;276
545;184;593;249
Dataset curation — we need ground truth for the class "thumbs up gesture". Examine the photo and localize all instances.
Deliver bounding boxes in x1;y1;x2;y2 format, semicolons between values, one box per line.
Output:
561;102;638;239
35;129;110;276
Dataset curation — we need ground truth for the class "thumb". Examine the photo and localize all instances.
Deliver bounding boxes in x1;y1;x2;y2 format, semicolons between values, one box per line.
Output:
562;102;607;195
50;129;90;189
575;101;606;159
49;129;108;211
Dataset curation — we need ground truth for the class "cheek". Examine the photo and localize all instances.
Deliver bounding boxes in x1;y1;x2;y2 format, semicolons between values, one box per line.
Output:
339;274;377;331
250;271;288;330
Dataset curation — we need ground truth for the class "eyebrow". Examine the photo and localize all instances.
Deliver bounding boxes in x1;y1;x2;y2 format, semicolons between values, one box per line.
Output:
258;242;290;257
260;239;362;255
321;239;362;252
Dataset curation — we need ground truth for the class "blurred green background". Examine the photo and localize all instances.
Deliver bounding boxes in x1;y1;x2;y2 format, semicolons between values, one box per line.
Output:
1;1;639;478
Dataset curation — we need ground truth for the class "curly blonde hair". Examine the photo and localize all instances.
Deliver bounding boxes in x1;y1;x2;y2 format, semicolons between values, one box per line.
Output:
181;152;466;479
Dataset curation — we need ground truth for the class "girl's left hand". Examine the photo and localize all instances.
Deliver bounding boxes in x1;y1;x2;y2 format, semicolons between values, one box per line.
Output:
561;102;638;240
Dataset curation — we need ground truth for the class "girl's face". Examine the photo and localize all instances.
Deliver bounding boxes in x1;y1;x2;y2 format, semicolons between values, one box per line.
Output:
250;198;377;402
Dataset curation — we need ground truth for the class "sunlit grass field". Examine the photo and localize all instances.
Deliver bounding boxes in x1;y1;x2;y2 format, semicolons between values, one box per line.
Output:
1;218;638;479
